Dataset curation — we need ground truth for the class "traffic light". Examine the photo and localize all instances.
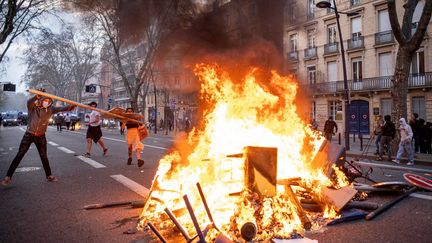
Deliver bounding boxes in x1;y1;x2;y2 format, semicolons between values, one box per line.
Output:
3;83;16;92
85;84;97;93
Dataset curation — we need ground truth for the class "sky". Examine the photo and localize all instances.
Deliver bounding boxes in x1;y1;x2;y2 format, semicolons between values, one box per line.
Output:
0;10;81;94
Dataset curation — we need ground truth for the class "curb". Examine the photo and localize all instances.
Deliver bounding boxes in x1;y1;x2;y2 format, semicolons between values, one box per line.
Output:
346;152;432;167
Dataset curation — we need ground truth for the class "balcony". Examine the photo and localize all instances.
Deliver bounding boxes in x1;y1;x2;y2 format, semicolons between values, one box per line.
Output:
304;47;317;59
375;31;395;46
305;72;432;94
324;42;338;55
287;51;298;62
348;36;364;50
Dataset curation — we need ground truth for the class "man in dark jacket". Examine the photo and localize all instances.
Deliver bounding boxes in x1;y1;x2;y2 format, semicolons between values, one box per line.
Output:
2;92;76;186
324;116;338;141
377;115;396;161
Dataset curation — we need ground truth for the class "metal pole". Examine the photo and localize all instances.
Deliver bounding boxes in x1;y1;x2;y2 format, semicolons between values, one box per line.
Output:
147;222;168;243
333;0;350;151
183;195;206;243
154;83;158;134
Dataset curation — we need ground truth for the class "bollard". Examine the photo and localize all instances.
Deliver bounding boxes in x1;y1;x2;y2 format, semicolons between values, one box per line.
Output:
338;133;341;145
353;133;356;143
360;133;363;151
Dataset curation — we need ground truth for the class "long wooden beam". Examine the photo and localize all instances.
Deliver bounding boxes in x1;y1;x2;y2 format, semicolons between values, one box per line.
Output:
27;89;144;125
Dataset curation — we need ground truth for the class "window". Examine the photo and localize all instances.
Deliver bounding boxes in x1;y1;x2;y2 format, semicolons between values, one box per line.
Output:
328;24;337;44
411;50;425;74
307;0;315;19
327;61;338;82
378;9;391;32
290;34;298;51
351;17;362;40
412;1;424;35
329;101;342;120
412;96;426;120
379;52;393;77
307;29;316;48
307;65;316;85
352;58;363;82
380;98;392;116
311;101;316;120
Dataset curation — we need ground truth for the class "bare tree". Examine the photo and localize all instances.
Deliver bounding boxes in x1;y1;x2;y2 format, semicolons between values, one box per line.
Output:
388;0;432;120
0;0;50;64
23;28;74;98
73;0;199;113
63;25;100;105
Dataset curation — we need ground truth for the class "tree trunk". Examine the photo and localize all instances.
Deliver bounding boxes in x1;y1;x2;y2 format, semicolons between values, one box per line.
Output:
391;46;414;122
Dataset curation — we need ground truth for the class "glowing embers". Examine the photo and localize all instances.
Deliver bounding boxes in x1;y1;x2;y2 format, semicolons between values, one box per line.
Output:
138;63;351;241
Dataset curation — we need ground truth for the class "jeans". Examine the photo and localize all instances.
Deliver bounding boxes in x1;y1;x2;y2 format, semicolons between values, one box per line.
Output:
375;134;382;152
379;135;392;160
6;132;52;178
395;140;414;162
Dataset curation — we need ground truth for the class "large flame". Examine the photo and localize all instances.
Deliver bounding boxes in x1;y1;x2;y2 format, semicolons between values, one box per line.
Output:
139;63;349;240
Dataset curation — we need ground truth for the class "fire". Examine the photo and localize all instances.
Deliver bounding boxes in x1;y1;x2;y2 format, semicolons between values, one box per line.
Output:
139;63;350;240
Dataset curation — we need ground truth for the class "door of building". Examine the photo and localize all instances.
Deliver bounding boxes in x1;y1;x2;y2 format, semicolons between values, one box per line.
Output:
348;100;370;135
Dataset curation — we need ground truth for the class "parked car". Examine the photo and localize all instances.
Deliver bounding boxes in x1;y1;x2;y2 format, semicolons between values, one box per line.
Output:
17;112;28;125
2;113;19;126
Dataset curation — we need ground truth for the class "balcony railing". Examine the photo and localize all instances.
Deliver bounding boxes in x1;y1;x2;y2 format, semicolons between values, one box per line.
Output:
375;31;395;45
287;51;298;61
304;47;317;59
324;42;338;55
305;72;432;94
348;36;364;50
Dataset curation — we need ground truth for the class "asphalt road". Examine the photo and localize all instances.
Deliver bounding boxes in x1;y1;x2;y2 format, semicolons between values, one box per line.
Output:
1;125;431;243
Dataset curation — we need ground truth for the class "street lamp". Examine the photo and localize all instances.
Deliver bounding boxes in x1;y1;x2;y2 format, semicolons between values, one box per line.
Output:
316;0;358;151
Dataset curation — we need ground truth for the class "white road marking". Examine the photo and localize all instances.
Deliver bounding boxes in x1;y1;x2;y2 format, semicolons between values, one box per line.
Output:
110;174;149;198
76;155;106;168
410;193;432;201
57;147;75;154
353;161;432;174
8;147;13;151
48;141;59;146
19;127;26;132
69;130;168;150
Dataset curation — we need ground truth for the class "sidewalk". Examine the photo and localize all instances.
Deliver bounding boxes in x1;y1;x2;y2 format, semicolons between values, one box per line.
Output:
334;134;432;167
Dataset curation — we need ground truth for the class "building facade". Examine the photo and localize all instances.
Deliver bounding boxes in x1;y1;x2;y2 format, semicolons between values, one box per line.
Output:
284;0;432;136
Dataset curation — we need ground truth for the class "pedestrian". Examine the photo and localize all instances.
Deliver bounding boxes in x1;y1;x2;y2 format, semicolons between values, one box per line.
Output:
185;117;191;133
83;101;108;158
409;113;420;153
376;115;395;161
323;116;338;141
424;122;432;154
121;108;145;167
393;118;415;165
65;113;71;130
119;121;125;135
310;118;318;130
55;114;63;132
373;115;384;155
2;91;76;186
418;118;426;153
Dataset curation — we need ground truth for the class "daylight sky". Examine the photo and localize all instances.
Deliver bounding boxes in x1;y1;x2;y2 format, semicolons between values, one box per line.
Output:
0;11;81;93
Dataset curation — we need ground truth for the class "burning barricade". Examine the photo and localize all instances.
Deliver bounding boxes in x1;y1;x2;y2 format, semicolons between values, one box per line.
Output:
138;63;357;241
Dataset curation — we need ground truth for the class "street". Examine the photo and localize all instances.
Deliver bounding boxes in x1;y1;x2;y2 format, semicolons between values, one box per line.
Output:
1;125;432;243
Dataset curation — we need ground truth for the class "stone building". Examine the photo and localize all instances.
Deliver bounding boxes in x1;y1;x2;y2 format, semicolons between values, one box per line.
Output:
284;0;432;136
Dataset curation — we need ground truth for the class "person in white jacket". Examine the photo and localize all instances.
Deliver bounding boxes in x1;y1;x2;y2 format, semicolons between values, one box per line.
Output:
393;117;415;165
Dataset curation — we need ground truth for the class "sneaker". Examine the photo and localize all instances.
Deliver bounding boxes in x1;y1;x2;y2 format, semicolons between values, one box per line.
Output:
137;159;144;167
2;176;11;186
47;175;58;182
103;148;108;156
83;152;91;158
127;158;132;165
392;159;400;164
407;161;414;166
